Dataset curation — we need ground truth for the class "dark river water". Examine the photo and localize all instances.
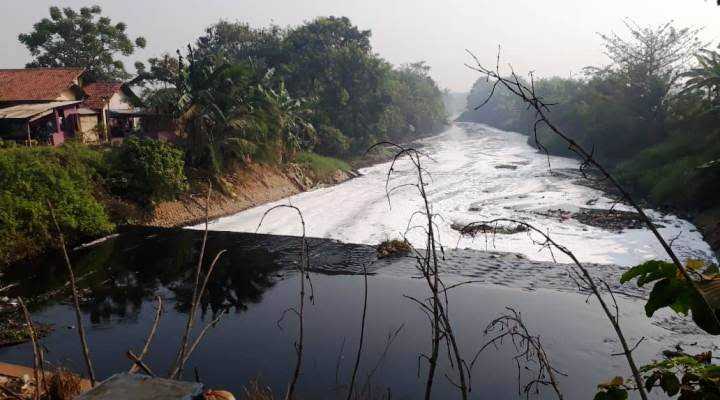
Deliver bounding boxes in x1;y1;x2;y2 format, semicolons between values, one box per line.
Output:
1;226;715;399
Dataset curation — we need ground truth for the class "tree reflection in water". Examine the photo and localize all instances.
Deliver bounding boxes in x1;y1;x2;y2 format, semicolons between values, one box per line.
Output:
4;227;286;322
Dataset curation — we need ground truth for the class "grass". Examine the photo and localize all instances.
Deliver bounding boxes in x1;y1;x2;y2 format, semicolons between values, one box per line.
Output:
294;151;351;181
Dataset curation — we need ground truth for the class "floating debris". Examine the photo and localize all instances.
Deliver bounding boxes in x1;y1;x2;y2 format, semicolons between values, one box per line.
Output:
533;207;655;231
451;222;529;237
377;239;412;258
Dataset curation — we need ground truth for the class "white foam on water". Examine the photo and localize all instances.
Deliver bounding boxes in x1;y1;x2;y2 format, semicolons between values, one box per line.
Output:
190;123;716;267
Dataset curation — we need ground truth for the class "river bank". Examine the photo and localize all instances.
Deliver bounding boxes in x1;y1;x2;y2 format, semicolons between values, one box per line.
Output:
139;162;356;229
133;140;409;229
555;166;720;257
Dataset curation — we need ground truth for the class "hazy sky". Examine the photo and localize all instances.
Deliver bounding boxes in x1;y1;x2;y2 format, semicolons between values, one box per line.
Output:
1;0;719;92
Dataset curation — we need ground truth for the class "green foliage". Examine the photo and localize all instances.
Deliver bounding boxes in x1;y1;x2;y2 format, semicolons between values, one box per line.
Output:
0;145;114;265
460;21;720;224
640;353;720;398
380;62;448;142
315;125;350;157
621;259;720;334
293;151;350;181
19;5;146;82
107;137;188;205
140;17;447;166
594;377;629;400
683;47;720;105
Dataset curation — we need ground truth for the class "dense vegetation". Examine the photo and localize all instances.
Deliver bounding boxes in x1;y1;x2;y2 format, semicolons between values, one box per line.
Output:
459;21;720;229
136;17;448;168
0;139;193;264
106;137;188;205
0;144;114;265
1;9;448;266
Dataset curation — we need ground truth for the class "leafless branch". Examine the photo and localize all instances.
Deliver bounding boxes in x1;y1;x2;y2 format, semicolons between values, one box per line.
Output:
129;296;163;373
47;201;95;386
257;204;310;400
457;218;646;399
472;307;564;399
465;49;720;337
345;263;369;400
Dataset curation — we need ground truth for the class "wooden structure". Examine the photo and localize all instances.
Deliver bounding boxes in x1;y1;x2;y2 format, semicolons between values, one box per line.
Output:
0;100;82;146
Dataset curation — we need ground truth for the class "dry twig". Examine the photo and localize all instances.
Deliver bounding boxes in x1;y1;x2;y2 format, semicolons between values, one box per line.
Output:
257;204;310;400
48;202;95;386
472;307;564;399
129;296;164;373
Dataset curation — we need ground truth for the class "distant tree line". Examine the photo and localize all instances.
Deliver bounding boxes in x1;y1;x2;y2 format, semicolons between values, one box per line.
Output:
459;21;720;218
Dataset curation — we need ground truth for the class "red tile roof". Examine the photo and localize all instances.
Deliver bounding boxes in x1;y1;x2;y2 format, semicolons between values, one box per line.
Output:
82;82;124;109
0;68;84;101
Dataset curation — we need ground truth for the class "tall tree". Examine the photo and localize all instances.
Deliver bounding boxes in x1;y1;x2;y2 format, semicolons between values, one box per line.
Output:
19;5;146;82
283;16;389;149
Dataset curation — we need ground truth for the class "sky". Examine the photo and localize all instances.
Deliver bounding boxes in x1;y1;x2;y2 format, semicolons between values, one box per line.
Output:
1;0;719;92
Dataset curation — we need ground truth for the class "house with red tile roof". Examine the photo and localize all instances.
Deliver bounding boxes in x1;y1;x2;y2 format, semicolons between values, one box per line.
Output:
0;68;87;146
78;81;141;142
0;67;167;146
0;68;86;105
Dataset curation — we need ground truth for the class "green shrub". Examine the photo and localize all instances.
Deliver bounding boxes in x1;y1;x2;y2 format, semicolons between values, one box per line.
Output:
0;139;17;149
0;146;114;265
294;151;351;181
315;125;350;157
108;137;188;205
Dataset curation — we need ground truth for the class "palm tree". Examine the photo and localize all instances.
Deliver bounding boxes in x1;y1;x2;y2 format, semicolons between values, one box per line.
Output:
683;48;720;103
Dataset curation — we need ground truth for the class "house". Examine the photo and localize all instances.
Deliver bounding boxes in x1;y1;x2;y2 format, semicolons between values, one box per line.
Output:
78;82;142;142
0;68;86;145
0;67;172;146
0;68;85;106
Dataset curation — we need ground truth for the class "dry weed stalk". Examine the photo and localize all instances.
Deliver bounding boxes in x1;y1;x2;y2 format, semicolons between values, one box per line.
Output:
47;202;96;386
360;324;405;398
369;142;469;400
460;218;644;398
345;263;369;400
127;350;155;376
170;183;227;379
257;204;311;400
17;297;42;400
129;295;164;373
472;306;564;399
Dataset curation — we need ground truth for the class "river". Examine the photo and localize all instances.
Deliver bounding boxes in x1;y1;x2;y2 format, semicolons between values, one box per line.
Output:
1;123;717;399
195;122;716;267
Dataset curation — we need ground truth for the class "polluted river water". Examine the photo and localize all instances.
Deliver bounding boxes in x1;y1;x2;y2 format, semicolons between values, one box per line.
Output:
1;123;717;399
196;122;716;267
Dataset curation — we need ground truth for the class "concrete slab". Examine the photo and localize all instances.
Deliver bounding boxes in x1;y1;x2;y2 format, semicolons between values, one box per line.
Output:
76;373;203;400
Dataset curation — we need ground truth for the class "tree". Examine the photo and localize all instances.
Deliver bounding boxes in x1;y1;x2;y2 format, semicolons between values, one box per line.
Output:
683;47;720;104
380;62;447;141
595;20;703;127
19;5;146;82
283;17;389;150
195;20;285;75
